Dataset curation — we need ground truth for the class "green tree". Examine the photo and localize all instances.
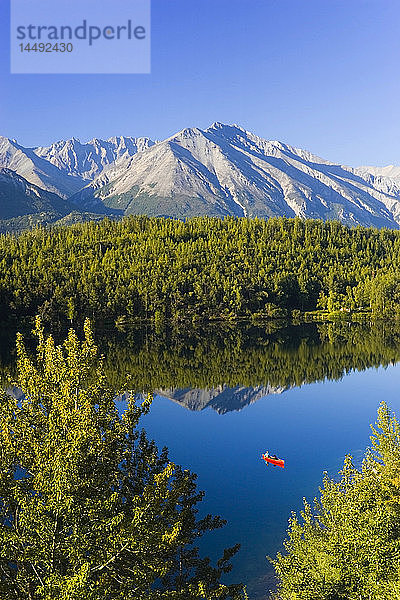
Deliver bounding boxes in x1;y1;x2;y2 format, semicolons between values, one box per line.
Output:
0;318;242;600
272;402;400;600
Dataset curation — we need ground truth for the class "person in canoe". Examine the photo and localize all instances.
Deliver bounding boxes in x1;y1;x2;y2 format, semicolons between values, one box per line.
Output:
262;452;284;467
264;450;278;460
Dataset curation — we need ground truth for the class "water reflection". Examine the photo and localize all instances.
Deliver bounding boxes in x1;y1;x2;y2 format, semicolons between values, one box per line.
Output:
156;385;286;413
99;321;400;410
2;321;400;408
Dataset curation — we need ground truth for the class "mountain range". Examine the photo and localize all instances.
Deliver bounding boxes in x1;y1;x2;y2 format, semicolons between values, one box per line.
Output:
1;123;400;231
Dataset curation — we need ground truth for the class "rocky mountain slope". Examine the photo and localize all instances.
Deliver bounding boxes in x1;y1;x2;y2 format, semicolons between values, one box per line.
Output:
35;136;154;181
352;165;400;223
72;123;400;228
1;124;400;230
357;165;400;180
0;168;112;234
0;135;154;199
0;168;75;219
0;137;85;199
0;168;83;233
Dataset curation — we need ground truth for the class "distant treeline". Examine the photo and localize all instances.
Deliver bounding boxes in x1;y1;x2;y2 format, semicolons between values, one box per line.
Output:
2;322;399;395
2;215;400;325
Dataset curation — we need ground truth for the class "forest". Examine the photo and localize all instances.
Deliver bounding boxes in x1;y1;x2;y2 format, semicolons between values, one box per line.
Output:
1;215;400;326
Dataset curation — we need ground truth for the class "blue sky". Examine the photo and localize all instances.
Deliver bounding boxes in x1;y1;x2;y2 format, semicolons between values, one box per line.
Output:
1;0;400;166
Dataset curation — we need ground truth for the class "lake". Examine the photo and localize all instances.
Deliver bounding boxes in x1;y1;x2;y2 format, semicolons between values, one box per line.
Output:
3;320;400;599
105;320;400;599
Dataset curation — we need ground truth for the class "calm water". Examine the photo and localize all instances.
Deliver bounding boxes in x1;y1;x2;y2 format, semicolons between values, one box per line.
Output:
115;321;400;599
141;366;400;598
3;320;400;599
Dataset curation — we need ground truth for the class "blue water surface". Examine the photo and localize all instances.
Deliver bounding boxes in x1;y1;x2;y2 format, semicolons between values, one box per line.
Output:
140;364;400;599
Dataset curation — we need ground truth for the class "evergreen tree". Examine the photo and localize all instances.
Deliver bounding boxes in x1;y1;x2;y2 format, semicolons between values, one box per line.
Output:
0;318;241;600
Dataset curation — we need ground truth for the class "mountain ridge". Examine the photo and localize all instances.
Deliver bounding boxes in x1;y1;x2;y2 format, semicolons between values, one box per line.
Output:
1;123;400;230
35;135;155;181
71;123;400;228
0;168;108;234
0;167;75;218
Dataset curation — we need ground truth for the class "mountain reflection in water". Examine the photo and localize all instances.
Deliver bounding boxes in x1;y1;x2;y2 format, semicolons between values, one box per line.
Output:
98;320;400;411
156;385;287;413
2;320;399;410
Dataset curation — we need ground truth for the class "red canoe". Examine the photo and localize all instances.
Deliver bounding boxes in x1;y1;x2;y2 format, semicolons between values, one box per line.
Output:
262;453;285;468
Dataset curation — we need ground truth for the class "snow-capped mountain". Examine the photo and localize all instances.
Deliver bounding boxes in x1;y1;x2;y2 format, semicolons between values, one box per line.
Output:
351;165;400;223
357;165;400;180
72;123;400;228
0;135;154;199
2;123;400;230
0;137;85;199
35;136;154;181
